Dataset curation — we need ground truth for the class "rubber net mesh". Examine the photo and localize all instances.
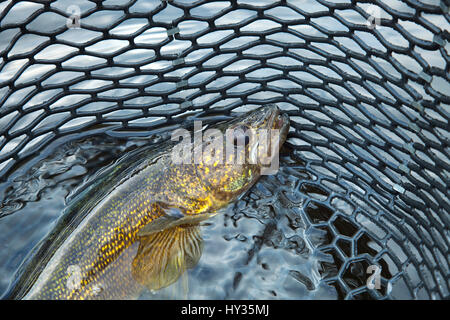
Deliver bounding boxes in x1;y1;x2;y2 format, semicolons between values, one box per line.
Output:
0;0;449;299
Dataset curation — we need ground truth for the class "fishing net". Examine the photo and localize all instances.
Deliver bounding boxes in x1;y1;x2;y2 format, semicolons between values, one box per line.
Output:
0;0;448;299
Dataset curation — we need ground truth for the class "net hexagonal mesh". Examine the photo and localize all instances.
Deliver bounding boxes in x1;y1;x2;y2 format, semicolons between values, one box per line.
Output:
0;0;448;299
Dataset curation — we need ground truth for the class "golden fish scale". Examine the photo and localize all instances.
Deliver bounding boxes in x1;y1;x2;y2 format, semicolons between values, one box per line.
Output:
27;154;219;300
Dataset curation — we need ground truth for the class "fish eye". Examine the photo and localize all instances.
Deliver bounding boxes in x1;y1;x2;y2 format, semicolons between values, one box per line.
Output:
232;125;251;147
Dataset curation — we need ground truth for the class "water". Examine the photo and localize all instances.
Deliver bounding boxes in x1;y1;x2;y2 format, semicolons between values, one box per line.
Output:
0;129;338;299
2;0;446;300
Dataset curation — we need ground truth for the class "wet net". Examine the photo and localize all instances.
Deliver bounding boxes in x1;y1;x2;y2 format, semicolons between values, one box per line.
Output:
0;0;449;299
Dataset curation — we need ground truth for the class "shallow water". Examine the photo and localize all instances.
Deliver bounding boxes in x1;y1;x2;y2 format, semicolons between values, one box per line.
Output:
0;130;338;299
1;0;448;300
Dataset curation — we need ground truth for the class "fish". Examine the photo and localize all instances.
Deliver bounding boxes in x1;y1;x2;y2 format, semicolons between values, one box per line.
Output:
4;104;289;300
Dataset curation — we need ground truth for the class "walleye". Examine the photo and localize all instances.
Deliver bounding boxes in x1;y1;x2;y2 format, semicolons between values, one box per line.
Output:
5;104;289;300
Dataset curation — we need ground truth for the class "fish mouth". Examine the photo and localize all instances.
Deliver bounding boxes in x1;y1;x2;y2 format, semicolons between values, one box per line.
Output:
266;105;290;144
246;104;290;168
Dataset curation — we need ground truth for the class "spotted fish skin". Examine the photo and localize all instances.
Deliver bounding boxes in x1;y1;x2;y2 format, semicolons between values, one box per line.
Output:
6;105;289;300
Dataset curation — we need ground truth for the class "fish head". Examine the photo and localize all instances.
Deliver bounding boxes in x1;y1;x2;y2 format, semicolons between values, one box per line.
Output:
195;104;290;207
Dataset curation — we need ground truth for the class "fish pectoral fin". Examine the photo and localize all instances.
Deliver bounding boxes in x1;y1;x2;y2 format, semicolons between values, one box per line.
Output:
132;224;202;293
137;215;179;237
137;207;184;237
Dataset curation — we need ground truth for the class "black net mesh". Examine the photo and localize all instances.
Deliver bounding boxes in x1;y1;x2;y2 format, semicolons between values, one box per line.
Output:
0;0;449;299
